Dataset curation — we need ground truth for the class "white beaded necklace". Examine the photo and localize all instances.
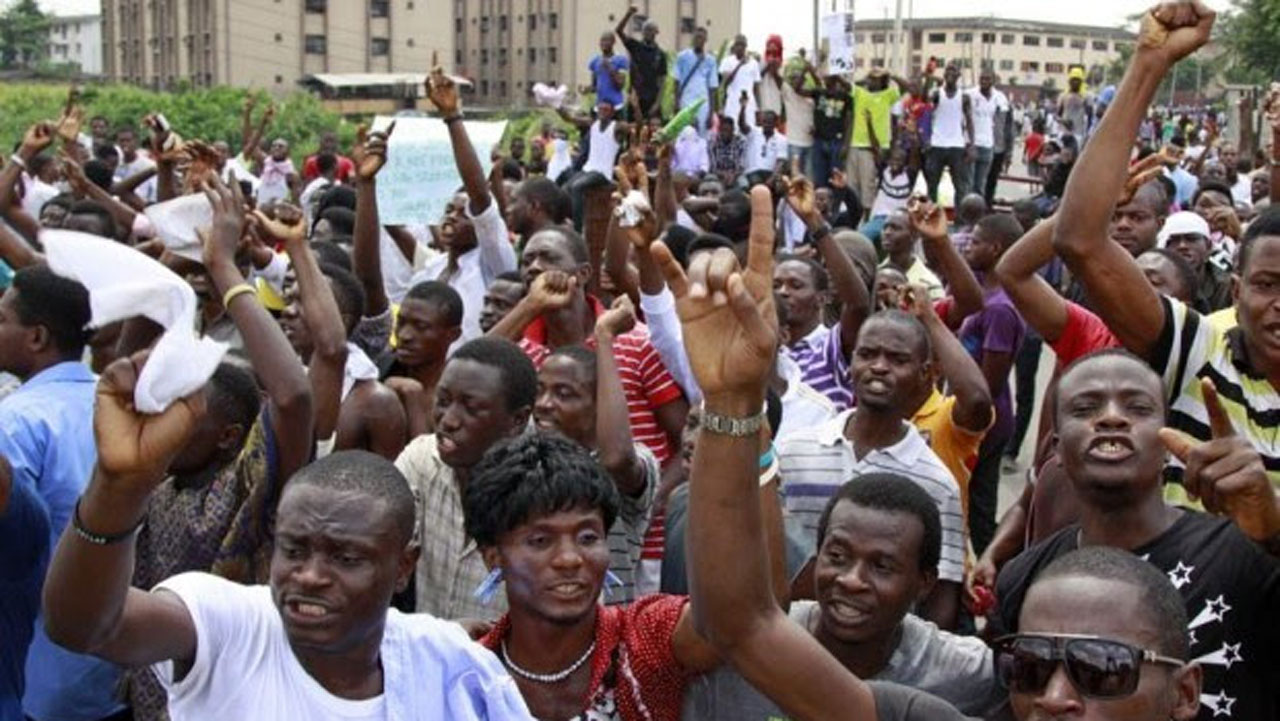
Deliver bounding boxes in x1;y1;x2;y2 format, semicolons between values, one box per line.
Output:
500;638;597;684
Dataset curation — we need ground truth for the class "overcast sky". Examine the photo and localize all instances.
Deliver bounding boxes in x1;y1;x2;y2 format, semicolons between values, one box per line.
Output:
742;0;1232;54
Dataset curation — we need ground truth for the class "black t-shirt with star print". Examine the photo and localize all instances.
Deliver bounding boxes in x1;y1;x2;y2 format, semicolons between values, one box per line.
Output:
992;511;1280;721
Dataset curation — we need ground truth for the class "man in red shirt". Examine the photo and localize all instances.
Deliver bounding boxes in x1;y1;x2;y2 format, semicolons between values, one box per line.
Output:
302;131;355;183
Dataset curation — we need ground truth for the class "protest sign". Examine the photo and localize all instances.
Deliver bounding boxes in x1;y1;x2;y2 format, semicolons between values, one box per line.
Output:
370;115;508;225
821;11;856;75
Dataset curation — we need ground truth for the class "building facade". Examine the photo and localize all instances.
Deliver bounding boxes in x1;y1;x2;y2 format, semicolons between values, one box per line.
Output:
47;13;103;75
851;17;1133;95
100;0;741;105
455;0;743;108
101;0;453;92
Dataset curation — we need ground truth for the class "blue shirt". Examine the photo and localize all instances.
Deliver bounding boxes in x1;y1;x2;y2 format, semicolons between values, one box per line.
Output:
0;362;125;721
675;49;718;108
1;479;50;721
589;53;629;107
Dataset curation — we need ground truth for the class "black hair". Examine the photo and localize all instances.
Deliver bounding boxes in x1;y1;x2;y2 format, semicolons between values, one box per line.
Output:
450;337;537;414
1054;347;1164;413
712;189;752;242
776;253;830;292
1236;205;1280;273
684;233;736;266
1139;247;1198;303
463;432;621;548
976;212;1024;253
545;344;597;383
1191;180;1233;208
290;450;417;544
311;240;353;272
82;160;115;192
92;143;119;162
314;206;356;237
11;266;91;358
317;184;357;213
207;361;262;438
500;158;524;181
861;309;932;361
494;269;524;284
68;199;116;237
662;225;698;268
516;177;572;224
1031;546;1190;659
815;473;942;573
404;280;464;327
315;153;337;175
320;263;367;333
534;225;589;264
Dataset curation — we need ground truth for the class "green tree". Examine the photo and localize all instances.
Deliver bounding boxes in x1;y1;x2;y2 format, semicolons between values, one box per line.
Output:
1217;0;1280;84
0;0;50;69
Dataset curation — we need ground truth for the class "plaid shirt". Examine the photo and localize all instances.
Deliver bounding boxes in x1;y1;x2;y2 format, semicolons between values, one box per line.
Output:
707;134;746;177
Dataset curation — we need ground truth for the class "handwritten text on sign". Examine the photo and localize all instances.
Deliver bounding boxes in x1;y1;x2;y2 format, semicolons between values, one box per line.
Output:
370;116;508;225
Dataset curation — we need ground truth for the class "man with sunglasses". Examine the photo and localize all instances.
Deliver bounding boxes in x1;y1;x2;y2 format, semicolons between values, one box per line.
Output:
996;546;1202;719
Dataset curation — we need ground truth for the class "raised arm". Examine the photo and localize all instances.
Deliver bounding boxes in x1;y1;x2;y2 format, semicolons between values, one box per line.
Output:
1;124;52;243
63;154;139;236
42;351;203;669
909;199;985;325
656;185;878;718
1051;3;1215;359
264;208;347;443
994;215;1070;342
200;178;314;482
788;176;869;354
614;6;637;42
351;125;393;316
906;284;993;433
594;297;648;497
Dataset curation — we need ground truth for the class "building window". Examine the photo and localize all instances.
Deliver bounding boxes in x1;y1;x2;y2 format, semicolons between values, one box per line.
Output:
274;32;282;42
1001;33;1015;45
1023;35;1040;46
999;59;1014;70
549;12;558;29
371;0;389;17
407;37;415;47
1020;61;1040;72
1092;40;1109;51
480;16;488;32
499;15;508;31
959;57;972;68
1045;62;1065;73
275;74;283;83
980;58;994;70
927;32;945;43
981;32;995;43
870;33;884;43
1047;36;1064;48
499;81;507;96
480;80;488;95
854;33;864;43
529;47;537;63
548;46;557;63
455;49;462;64
480;48;488;64
371;37;389;55
871;57;885;67
455;17;462;33
680;16;695;33
954;32;972;42
529;14;537;30
499;47;507;65
305;0;326;13
304;34;326;54
1070;38;1086;49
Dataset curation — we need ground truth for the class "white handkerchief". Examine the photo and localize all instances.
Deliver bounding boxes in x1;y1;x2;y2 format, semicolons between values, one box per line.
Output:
142;193;214;262
340;342;380;402
532;82;569;110
42;230;227;413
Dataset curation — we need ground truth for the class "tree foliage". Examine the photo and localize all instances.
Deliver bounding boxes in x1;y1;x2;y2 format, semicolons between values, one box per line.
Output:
1217;0;1280;84
0;0;50;69
0;83;357;164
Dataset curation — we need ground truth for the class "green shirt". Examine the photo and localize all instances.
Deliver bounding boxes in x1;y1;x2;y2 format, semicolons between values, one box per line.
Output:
851;84;901;148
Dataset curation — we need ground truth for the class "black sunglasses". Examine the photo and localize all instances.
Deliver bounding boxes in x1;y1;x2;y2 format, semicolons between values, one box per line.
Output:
993;633;1185;699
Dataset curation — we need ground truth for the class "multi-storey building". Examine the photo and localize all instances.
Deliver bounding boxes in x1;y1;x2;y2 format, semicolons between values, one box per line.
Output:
47;12;103;75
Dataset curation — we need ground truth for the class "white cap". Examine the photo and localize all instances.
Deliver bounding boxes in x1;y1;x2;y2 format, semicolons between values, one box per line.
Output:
1157;211;1211;246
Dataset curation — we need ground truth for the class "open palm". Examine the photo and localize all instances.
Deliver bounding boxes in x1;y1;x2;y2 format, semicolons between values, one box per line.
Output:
651;186;778;397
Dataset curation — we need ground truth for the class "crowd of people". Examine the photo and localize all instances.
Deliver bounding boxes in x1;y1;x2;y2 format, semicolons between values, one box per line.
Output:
1;2;1279;721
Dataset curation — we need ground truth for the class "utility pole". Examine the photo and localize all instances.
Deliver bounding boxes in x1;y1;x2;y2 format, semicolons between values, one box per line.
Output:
892;0;904;74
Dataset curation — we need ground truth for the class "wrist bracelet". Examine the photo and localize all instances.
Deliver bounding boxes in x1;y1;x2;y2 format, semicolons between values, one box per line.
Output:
701;409;766;437
9;154;27;171
810;222;832;242
221;282;257;309
72;498;142;545
443;115;464;125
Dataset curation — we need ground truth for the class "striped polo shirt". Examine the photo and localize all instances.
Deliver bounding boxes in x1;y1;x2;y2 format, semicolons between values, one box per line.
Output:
778;410;966;582
784;323;854;411
1152;296;1280;489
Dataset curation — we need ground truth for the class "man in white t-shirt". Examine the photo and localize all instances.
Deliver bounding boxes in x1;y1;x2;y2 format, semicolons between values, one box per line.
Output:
41;353;534;720
719;35;760;127
742;109;788;186
113;127;158;204
782;65;816;178
966;70;1009;207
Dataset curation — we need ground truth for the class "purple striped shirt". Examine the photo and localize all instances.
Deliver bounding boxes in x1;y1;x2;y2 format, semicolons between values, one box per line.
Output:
785;324;853;411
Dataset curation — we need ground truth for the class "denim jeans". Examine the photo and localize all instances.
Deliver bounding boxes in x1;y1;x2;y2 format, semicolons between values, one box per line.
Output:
967;146;994;204
788;144;813;180
924;146;972;203
811;139;844;190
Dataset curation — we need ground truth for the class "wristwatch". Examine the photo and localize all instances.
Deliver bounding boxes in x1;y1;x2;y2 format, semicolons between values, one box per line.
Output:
701;410;766;437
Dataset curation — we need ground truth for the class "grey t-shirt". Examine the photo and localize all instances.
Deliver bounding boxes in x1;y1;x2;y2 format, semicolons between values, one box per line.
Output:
681;603;1002;720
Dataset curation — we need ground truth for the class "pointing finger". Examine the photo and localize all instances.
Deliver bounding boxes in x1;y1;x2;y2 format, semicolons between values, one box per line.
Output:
650;240;689;299
1159;427;1195;464
746;185;775;278
1201;378;1234;439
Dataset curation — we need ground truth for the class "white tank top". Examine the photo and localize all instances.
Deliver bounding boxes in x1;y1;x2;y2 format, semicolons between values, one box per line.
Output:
584;119;621;176
932;88;966;148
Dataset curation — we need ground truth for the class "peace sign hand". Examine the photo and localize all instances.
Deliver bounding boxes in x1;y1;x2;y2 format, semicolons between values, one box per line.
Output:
1159;378;1280;542
649;186;778;400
